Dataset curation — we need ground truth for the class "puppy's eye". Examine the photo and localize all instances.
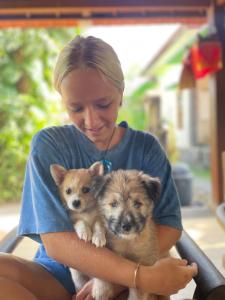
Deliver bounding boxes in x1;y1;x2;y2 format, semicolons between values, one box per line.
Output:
82;186;90;194
66;188;72;195
110;200;119;208
134;200;142;208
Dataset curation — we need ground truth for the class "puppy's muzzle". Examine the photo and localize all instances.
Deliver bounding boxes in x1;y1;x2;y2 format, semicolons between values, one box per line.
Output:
121;221;132;232
120;214;135;233
72;199;81;209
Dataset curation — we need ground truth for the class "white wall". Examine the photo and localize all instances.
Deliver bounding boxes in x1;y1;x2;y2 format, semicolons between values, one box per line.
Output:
160;89;193;148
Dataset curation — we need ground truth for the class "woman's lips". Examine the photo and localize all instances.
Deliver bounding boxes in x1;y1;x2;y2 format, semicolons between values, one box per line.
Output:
85;126;104;135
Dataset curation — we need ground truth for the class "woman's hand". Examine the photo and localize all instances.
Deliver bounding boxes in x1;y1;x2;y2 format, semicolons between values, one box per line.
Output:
138;257;198;296
74;257;197;298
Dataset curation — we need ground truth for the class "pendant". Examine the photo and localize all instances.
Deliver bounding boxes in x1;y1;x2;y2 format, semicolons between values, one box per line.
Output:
101;159;112;174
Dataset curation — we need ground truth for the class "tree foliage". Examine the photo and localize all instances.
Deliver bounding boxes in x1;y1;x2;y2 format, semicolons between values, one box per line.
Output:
0;28;76;202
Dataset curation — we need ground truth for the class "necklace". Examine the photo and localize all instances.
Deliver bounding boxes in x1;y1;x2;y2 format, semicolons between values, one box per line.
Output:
101;126;116;174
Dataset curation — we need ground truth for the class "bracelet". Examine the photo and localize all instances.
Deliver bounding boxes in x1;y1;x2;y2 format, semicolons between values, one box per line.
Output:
133;263;141;289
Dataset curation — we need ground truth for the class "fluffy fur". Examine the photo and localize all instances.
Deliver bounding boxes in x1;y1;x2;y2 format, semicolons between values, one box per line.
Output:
91;169;162;300
50;162;106;292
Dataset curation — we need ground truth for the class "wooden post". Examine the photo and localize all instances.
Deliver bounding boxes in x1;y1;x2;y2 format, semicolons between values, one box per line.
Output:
209;1;225;206
223;152;225;201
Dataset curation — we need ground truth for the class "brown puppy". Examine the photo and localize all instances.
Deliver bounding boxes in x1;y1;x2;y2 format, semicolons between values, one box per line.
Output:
91;169;163;300
50;162;106;292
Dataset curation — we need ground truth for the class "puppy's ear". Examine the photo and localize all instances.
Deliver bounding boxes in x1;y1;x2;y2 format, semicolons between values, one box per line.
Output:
139;172;161;202
91;174;111;199
89;161;104;177
50;164;67;186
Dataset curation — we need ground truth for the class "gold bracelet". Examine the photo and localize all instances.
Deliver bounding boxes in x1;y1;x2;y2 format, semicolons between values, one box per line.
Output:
133;263;141;289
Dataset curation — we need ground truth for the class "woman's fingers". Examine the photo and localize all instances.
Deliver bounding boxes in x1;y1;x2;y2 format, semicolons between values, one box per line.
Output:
187;262;198;276
145;257;198;296
75;280;94;300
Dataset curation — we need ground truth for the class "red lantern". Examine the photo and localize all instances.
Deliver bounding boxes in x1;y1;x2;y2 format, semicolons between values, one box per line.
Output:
190;40;223;79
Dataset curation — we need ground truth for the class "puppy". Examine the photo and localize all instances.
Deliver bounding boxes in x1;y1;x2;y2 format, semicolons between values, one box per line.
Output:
50;161;106;292
91;169;163;300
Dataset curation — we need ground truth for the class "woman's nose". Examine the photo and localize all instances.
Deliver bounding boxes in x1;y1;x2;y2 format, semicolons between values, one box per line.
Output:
84;108;99;128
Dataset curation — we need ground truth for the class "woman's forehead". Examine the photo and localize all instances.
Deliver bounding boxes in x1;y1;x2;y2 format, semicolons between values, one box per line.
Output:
61;69;119;102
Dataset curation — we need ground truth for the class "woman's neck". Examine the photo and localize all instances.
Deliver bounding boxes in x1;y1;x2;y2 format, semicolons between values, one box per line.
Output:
95;126;125;151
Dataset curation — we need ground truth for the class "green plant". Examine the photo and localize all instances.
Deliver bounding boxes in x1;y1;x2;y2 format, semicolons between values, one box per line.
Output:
0;28;77;202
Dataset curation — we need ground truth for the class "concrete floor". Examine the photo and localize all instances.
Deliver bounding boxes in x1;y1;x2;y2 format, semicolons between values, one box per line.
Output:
0;203;224;299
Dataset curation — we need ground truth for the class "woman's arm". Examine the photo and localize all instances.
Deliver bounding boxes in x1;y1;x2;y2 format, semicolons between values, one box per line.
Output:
41;231;134;288
41;231;197;296
156;224;181;255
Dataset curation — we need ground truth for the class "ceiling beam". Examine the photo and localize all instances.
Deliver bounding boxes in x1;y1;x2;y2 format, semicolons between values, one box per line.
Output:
0;0;211;10
0;0;210;27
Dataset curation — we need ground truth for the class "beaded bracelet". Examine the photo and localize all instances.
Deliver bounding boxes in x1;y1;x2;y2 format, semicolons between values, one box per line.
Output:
133;263;141;289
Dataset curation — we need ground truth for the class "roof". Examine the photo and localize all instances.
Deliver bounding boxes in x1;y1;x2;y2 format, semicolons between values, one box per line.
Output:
142;25;205;77
0;0;211;28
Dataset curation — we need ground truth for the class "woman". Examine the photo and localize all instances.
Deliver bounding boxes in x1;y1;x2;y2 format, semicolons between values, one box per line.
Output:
0;35;197;300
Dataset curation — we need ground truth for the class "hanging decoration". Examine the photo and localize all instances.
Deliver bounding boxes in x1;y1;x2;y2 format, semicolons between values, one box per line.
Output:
179;33;223;89
190;34;223;79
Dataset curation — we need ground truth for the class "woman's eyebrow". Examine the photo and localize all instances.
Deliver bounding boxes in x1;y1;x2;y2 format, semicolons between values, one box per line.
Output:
66;101;80;106
94;97;112;103
66;95;113;105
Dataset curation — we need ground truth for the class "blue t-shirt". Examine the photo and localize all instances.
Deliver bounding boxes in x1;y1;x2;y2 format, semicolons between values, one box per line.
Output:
18;121;182;293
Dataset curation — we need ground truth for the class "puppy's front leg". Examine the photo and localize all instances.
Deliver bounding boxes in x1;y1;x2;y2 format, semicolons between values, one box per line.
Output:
92;220;106;247
74;220;92;242
92;278;117;300
128;288;158;300
70;268;89;293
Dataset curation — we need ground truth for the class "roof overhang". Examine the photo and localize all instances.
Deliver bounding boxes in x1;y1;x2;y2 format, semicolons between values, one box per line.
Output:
0;0;211;28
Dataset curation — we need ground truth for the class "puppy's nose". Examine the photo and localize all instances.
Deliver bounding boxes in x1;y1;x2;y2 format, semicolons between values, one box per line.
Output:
72;199;81;208
122;222;132;232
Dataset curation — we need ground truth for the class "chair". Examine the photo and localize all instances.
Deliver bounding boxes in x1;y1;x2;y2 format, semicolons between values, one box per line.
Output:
0;227;225;299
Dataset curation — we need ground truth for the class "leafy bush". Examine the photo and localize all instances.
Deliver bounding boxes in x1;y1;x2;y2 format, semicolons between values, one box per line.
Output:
0;28;76;202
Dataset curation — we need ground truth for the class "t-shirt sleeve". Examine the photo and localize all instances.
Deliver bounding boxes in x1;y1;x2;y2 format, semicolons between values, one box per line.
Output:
18;129;74;243
143;135;182;230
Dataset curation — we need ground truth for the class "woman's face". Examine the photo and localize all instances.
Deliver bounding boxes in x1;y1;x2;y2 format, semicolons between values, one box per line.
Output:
61;68;122;149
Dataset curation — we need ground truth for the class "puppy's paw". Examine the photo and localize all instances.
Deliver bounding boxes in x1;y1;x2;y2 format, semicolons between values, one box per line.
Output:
75;221;92;242
92;231;106;247
92;221;106;247
77;227;92;242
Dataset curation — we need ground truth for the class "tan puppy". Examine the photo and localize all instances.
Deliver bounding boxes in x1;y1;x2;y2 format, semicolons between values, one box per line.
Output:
50;162;106;292
91;169;164;300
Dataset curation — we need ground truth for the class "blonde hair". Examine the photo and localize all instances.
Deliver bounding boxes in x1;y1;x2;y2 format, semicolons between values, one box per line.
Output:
53;35;124;93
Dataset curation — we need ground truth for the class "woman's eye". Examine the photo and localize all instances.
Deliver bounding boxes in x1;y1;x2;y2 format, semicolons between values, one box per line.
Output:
66;188;72;195
134;200;142;208
68;106;83;113
110;200;119;208
82;186;90;194
97;102;111;109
